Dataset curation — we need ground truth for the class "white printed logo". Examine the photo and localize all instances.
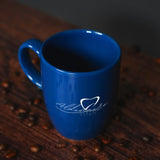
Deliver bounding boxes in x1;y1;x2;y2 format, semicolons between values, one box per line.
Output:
80;96;100;111
56;96;108;114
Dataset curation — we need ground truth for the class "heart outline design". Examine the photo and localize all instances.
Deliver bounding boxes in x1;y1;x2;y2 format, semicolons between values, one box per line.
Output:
80;96;100;111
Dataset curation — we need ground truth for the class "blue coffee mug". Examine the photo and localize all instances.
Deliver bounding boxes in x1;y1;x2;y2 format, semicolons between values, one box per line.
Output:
18;29;121;140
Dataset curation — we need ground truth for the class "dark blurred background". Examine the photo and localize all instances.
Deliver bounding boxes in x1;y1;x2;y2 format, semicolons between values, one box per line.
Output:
15;0;160;57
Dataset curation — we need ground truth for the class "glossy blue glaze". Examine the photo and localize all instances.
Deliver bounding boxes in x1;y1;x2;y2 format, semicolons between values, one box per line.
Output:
18;29;121;140
18;39;42;89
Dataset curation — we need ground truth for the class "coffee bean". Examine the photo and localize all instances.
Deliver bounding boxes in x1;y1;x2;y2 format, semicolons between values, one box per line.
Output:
33;98;41;105
28;114;37;122
119;139;130;148
148;91;156;97
1;81;10;88
30;144;41;153
10;105;17;112
101;136;112;145
94;144;101;153
28;99;33;105
17;108;28;119
17;112;28;120
5;149;17;159
134;147;143;154
41;122;53;130
9;104;18;112
129;157;138;160
18;108;28;114
55;142;67;148
0;143;7;151
2;89;9;94
72;145;79;153
156;58;160;64
142;136;151;142
27;121;35;127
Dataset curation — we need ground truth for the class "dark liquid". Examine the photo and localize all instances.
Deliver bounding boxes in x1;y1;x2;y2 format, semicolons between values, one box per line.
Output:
44;48;100;72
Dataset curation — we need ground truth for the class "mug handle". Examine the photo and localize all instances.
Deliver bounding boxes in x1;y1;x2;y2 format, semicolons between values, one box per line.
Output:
18;39;42;89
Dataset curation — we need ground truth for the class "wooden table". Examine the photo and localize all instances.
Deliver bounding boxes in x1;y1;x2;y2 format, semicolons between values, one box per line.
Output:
0;0;160;159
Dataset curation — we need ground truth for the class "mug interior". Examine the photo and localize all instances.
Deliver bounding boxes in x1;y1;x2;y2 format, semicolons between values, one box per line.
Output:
42;29;120;73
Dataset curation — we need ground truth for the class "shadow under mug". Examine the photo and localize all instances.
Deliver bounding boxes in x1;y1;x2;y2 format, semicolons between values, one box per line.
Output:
18;29;121;140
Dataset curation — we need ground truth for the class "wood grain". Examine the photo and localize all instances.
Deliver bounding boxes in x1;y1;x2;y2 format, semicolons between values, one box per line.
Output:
0;0;160;160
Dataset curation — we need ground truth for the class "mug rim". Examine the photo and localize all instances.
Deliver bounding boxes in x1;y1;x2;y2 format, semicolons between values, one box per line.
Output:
40;29;121;76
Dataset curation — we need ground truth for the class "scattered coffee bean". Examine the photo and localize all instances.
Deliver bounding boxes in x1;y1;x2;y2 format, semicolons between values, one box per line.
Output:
28;114;37;122
41;122;53;130
129;157;138;160
0;143;7;151
2;88;9;94
9;104;18;112
119;139;130;148
30;144;41;153
18;108;28;114
94;143;101;153
17;108;28;120
28;99;33;105
27;121;35;127
10;105;17;112
55;142;67;148
155;58;160;64
33;98;41;105
148;91;156;97
72;145;79;153
17;112;28;120
5;149;17;159
134;147;143;154
101;136;112;145
142;136;151;142
15;71;21;77
1;80;10;88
